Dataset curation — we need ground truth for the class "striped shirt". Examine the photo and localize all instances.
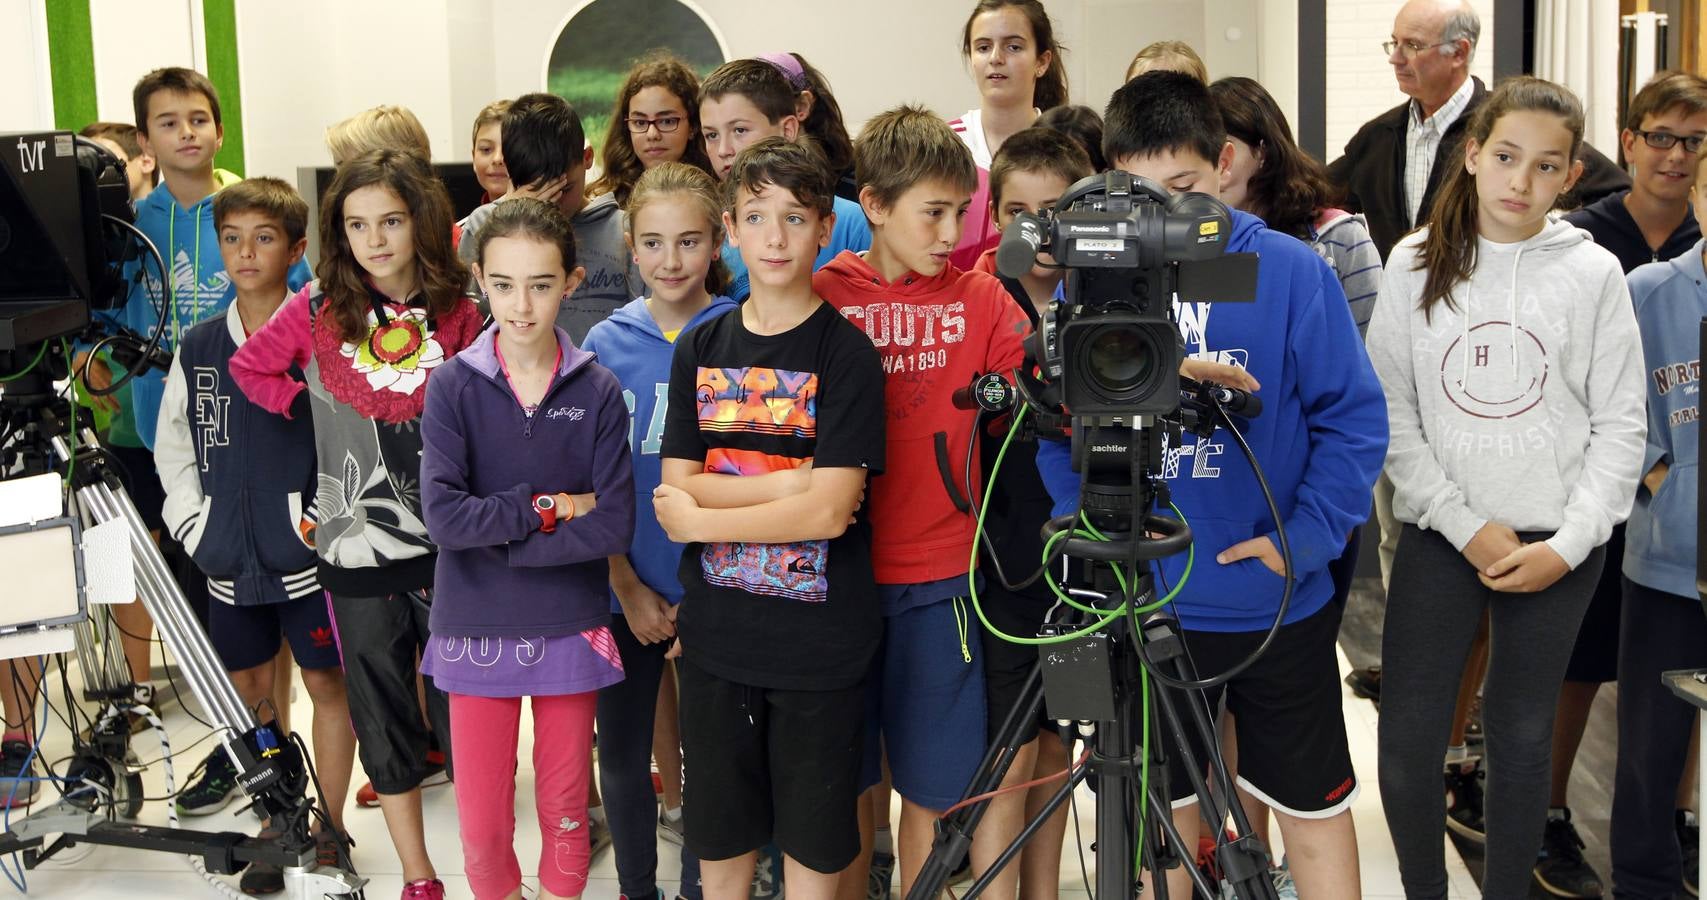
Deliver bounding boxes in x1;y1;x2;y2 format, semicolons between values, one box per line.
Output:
1404;77;1476;227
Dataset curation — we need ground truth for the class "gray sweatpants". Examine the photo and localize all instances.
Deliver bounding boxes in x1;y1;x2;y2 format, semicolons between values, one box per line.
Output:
1376;524;1603;900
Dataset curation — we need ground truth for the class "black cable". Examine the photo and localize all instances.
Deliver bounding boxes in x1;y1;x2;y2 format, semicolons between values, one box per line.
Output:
81;216;170;397
102;611;217;730
1129;400;1293;691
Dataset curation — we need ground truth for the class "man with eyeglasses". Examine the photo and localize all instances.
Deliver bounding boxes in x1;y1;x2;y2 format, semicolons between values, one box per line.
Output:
1565;69;1707;900
1328;0;1627;262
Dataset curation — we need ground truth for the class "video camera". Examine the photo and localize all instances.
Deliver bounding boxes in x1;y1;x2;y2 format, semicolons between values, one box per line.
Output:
995;170;1258;425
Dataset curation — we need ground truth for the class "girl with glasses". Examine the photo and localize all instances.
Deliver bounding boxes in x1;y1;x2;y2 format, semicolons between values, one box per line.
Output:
591;50;715;209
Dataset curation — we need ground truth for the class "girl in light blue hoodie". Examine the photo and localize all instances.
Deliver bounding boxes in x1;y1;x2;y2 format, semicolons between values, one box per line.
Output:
580;163;736;900
1611;181;1707;899
1366;77;1648;900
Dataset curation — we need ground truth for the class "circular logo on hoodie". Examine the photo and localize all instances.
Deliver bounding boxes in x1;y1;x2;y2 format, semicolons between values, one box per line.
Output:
1438;321;1550;419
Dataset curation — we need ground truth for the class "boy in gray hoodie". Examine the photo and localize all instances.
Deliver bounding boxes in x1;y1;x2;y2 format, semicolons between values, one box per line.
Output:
458;93;642;344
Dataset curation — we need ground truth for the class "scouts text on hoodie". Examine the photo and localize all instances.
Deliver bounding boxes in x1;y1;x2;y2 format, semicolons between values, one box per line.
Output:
1038;210;1388;632
419;323;636;638
580;295;738;610
1364;221;1647;571
815;252;1028;589
459;193;642;344
109;172;313;448
1623;239;1707;599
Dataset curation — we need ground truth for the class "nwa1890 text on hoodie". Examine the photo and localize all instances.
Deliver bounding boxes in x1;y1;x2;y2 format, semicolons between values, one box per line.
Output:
1365;220;1648;569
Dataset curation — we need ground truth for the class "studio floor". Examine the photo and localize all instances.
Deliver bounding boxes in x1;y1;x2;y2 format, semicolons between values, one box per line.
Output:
0;585;1493;900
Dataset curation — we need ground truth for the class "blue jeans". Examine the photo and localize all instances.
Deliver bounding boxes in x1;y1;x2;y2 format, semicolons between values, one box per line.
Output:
597;612;701;900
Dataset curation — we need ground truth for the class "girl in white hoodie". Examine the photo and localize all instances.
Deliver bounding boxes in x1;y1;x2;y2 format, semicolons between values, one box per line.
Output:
1366;76;1648;900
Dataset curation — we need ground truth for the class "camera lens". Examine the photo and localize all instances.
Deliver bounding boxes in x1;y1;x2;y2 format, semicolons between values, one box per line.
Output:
1086;325;1153;395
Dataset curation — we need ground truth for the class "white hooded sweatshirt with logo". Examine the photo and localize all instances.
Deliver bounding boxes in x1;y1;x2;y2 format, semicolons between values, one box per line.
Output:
1366;218;1647;569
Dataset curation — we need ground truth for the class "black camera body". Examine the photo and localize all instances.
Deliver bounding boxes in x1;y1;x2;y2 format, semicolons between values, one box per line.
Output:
997;171;1257;426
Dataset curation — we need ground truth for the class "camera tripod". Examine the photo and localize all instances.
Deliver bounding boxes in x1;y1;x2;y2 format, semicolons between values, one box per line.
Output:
907;414;1280;900
0;347;364;899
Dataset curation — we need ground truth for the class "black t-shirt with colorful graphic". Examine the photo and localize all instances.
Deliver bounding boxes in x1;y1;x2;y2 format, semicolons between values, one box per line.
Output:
661;301;886;691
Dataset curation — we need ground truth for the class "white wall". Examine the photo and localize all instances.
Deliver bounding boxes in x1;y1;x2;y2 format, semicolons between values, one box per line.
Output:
0;0;55;131
235;0;459;180
89;0;198;126
1323;0;1496;161
5;0;1321;174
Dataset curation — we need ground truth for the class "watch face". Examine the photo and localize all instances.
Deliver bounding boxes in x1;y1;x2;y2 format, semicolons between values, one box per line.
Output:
536;496;555;512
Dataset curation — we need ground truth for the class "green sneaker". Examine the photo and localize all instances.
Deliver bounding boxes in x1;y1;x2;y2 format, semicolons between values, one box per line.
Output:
176;748;240;817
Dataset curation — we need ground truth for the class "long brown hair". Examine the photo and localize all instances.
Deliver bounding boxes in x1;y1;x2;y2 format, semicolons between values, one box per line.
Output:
625;162;731;297
1416;76;1584;320
1210;76;1342;240
590;51;713;207
316;149;469;342
961;0;1070;111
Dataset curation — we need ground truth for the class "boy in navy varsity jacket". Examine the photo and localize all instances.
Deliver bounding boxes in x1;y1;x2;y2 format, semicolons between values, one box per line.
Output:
154;179;354;882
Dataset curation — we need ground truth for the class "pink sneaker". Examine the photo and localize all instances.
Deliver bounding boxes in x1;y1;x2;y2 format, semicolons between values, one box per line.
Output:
401;878;445;900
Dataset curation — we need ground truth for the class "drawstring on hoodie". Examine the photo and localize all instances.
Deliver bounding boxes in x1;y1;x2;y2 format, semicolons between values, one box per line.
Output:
165;204;204;348
1457;244;1527;391
952;596;972;663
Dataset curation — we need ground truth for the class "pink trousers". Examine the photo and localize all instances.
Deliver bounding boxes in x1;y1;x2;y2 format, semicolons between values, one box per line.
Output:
449;692;597;899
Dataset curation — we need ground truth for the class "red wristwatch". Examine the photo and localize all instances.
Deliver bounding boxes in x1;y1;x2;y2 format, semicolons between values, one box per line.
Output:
532;494;558;533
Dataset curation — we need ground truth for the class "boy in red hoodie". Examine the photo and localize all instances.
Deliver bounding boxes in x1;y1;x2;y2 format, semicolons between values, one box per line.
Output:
813;105;1028;898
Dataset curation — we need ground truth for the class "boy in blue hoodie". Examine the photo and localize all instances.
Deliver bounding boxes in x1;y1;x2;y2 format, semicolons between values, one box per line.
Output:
1036;71;1387;900
75;67;310;726
1610;153;1707;900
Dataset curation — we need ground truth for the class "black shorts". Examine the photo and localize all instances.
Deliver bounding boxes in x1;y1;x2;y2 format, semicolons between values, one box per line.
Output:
107;443;166;533
1566;525;1623;683
980;587;1059;742
676;658;865;873
1162;603;1357;817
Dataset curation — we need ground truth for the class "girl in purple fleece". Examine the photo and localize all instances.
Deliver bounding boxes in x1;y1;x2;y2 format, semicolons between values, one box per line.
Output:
419;198;635;900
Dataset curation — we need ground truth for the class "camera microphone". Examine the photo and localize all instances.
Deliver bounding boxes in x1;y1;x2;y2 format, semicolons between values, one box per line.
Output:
952;372;1016;413
995;213;1047;279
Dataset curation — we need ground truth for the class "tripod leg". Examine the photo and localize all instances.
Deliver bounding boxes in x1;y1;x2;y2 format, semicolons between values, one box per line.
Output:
905;664;1047;900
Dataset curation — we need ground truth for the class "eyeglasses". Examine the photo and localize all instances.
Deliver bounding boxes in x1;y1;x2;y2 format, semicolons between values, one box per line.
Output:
1633;129;1707;153
1382;39;1449;58
627;115;684;134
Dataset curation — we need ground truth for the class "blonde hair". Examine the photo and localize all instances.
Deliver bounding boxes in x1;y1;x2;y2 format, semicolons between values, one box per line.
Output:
325;105;432;165
471;99;510;149
1125;40;1208;83
625;162;731;297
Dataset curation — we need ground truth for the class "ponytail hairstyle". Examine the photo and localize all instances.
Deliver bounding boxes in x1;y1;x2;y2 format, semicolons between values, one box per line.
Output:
625;161;731;297
1209;76;1342;240
1415;76;1585;321
317;149;468;343
474;197;578;277
961;0;1070;111
590;50;714;207
761;52;855;178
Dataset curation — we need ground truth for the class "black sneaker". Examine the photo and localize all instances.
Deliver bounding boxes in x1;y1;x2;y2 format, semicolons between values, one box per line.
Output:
1444;760;1486;842
1344;666;1381;707
0;740;38;808
1679;809;1699;897
176;748;240;817
1533;810;1603;898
